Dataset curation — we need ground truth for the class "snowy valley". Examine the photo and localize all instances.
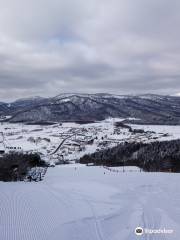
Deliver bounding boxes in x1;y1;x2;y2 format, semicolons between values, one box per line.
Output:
0;118;179;166
0;118;180;239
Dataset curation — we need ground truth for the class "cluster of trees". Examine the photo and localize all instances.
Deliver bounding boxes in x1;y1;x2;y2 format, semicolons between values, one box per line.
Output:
80;139;180;172
0;153;47;181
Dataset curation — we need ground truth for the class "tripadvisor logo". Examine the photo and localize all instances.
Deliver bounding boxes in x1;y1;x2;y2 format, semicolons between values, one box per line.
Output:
135;227;143;236
135;227;174;236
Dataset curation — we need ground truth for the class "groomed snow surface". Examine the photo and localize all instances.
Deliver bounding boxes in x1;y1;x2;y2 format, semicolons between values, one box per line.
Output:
0;164;179;240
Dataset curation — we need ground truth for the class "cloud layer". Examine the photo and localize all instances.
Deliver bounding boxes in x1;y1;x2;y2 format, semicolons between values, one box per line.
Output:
0;0;180;101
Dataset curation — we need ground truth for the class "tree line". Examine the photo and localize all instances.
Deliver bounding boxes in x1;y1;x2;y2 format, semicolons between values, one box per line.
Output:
80;139;180;172
0;153;47;181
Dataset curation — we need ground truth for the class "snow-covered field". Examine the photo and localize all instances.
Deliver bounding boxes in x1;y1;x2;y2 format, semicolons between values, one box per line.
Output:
132;124;180;141
0;118;180;165
0;164;179;240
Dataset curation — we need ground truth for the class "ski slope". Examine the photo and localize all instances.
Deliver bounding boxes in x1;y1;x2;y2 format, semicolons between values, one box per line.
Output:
0;165;179;240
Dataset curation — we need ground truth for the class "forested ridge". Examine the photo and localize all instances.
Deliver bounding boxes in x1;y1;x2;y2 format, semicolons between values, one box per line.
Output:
80;139;180;172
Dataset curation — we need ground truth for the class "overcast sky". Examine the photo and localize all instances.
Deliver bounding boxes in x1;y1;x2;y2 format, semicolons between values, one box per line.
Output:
0;0;180;101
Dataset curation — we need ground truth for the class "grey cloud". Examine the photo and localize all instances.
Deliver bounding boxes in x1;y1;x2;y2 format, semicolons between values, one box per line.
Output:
0;0;180;101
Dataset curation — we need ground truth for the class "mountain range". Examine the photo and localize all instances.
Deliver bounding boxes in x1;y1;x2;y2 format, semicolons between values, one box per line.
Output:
1;93;180;125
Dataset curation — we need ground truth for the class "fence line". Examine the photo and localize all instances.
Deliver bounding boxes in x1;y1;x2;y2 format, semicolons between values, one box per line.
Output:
102;166;142;173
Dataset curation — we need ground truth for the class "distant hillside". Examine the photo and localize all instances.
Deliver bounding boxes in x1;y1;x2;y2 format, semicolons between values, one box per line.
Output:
1;93;180;124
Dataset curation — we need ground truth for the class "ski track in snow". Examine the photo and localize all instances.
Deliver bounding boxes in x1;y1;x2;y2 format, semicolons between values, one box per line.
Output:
0;166;180;240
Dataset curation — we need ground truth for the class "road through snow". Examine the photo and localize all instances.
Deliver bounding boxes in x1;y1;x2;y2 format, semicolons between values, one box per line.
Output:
0;165;180;240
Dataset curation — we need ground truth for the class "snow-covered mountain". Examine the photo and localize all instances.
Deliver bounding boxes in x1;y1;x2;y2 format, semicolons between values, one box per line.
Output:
1;93;180;124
